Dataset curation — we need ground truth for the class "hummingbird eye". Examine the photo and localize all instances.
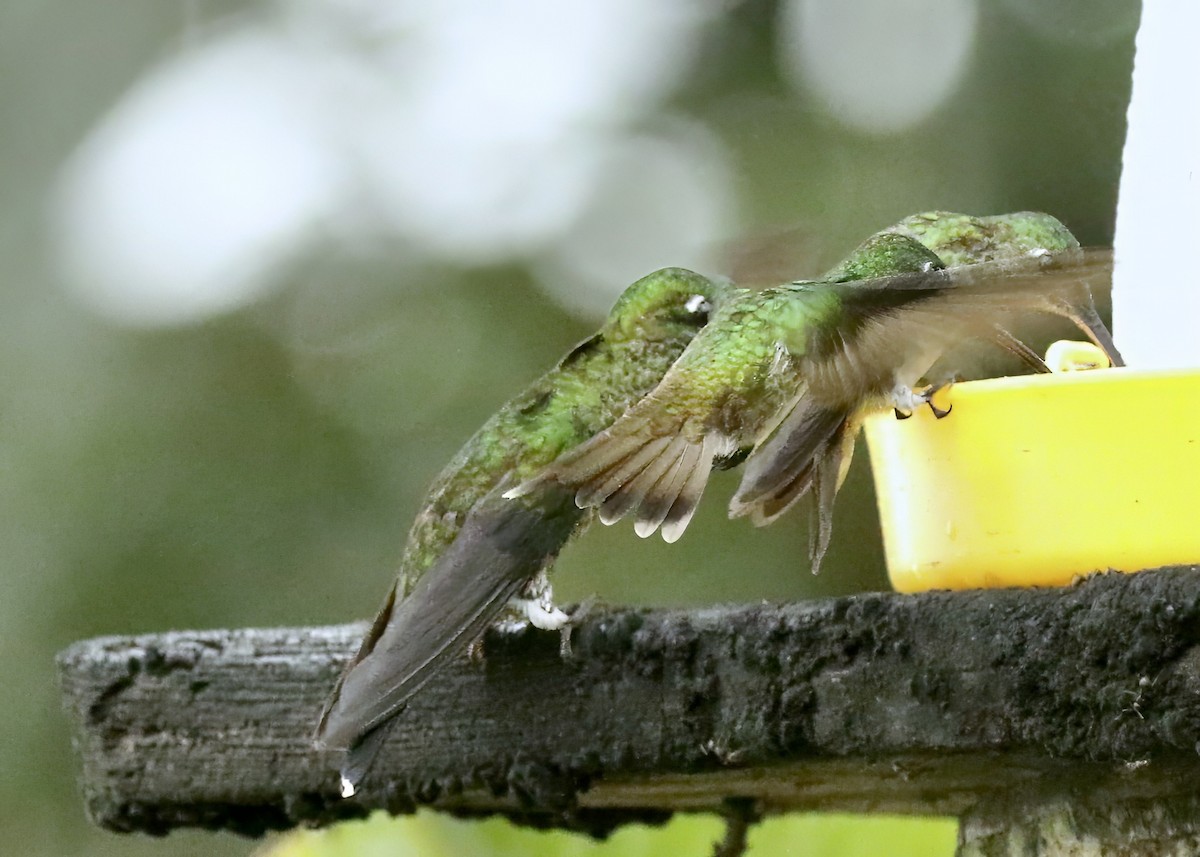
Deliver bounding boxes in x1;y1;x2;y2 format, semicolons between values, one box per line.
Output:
684;294;711;316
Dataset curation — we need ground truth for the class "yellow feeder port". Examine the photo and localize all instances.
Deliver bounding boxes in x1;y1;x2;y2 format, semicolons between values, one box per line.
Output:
863;345;1200;593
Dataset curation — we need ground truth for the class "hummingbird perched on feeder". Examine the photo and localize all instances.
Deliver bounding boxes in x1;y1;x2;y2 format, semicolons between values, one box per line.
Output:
883;210;1122;365
508;212;1121;574
315;267;732;795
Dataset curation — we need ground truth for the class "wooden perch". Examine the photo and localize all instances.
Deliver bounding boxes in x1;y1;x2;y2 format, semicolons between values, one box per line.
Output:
59;566;1200;853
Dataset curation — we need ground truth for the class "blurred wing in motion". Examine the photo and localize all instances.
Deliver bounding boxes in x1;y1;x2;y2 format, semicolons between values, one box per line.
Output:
1036;249;1122;366
729;247;1121;561
835;247;1121;365
793;248;1119;409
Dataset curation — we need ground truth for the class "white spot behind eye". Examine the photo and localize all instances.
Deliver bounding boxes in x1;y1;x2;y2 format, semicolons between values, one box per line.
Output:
685;294;710;314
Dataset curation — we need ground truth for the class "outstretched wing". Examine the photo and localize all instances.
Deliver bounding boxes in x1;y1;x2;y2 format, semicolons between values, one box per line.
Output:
506;398;736;544
839;247;1117;369
315;483;584;787
794;248;1114;402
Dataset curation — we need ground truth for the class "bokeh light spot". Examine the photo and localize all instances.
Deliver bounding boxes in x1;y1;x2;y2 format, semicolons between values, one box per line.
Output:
778;0;978;134
53;30;343;326
534;120;738;318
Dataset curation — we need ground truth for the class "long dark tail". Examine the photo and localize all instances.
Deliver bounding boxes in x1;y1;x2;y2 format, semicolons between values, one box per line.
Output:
315;484;583;792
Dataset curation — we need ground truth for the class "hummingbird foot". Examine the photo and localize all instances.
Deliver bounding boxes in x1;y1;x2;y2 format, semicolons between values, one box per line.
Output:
889;383;927;417
492;617;531;635
508;594;570;631
928;400;952;419
891;382;953;420
558;596;601;659
509;572;570;631
919;382;954;419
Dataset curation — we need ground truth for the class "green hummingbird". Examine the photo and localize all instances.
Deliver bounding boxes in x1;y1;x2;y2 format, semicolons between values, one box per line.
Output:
884;210;1122;365
508;212;1119;572
731;212;1121;558
315;268;731;793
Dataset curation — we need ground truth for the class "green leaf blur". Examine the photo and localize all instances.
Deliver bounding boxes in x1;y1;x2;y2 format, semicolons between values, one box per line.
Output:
256;812;956;857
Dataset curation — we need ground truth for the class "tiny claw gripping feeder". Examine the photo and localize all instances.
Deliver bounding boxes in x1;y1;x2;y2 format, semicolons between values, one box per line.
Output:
864;343;1200;592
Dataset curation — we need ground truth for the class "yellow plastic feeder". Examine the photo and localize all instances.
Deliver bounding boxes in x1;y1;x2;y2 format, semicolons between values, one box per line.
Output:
863;344;1200;593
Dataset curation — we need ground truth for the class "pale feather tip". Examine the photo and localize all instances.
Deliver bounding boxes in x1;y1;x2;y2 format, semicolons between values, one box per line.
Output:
633;519;659;539
501;483;529;500
660;514;693;544
597;506;624;526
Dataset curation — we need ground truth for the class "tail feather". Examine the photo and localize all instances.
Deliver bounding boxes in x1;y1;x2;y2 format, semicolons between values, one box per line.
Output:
315;484;582;790
746;462;816;528
338;721;391;796
729;400;858;573
730;400;849;518
805;425;855;575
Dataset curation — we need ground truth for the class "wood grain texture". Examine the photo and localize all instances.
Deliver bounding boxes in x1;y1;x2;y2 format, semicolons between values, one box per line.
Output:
58;567;1200;839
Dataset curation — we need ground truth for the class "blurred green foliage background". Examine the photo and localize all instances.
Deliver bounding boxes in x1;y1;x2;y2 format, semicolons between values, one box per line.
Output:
3;0;1138;854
